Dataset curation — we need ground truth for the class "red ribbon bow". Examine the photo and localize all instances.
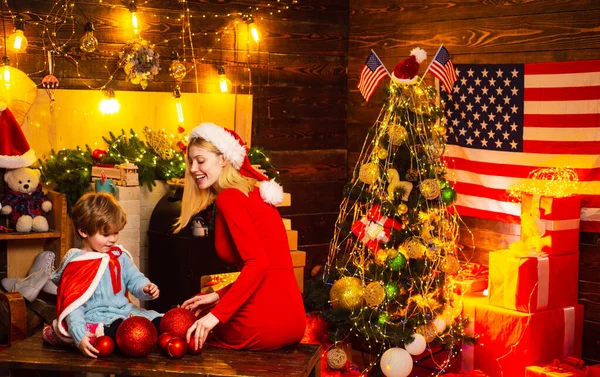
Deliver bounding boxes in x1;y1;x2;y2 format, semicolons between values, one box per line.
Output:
108;246;123;294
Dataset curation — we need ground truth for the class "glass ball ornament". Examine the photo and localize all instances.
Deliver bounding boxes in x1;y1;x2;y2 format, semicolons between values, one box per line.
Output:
425;139;445;160
387;251;407;272
420;178;441;200
358;162;380;185
441;186;457;205
169;59;187;81
79;22;98;53
404;333;426;356
385;282;400;300
397;203;408;215
364;281;386;307
387;124;408;145
380;347;413;377
377;147;389;159
329;277;364;311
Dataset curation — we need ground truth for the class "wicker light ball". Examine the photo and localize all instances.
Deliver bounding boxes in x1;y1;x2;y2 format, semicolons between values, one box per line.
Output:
359;163;380;185
387;124;408;145
326;347;348;370
404;237;426;259
420;179;441;200
364;281;386;307
443;254;460;275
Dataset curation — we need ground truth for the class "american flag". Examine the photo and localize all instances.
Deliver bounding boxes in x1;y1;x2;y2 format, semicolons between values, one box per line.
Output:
358;50;389;102
441;60;600;232
429;46;458;93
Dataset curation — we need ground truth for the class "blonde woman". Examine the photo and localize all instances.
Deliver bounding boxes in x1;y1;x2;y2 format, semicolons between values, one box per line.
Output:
175;123;305;351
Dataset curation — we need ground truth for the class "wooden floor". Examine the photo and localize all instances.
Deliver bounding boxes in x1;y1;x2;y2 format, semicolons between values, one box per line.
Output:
0;333;322;377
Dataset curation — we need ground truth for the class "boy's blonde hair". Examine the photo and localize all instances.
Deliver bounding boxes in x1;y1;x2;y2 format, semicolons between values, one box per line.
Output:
173;137;256;233
72;192;127;239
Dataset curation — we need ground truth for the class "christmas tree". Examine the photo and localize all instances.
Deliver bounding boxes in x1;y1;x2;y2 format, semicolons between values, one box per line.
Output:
317;49;475;376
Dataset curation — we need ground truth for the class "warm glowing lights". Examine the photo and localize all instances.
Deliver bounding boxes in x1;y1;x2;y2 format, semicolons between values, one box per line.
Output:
7;21;27;53
173;87;184;124
129;2;140;35
99;89;120;114
217;65;231;93
79;21;98;53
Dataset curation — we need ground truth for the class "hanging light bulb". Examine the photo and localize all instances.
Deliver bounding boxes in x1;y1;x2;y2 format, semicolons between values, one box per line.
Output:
2;56;11;87
173;86;184;124
80;21;98;53
243;13;259;43
169;51;187;81
7;20;27;53
217;65;231;93
99;88;120;114
129;1;140;35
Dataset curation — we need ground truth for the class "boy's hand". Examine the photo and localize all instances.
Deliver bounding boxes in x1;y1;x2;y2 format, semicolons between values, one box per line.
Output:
78;334;99;358
144;283;159;299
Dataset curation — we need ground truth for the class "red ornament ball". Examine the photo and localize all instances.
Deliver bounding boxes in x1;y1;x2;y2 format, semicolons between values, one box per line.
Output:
91;149;107;161
93;336;115;357
160;308;196;338
157;332;175;351
166;337;187;359
116;316;158;357
187;337;203;355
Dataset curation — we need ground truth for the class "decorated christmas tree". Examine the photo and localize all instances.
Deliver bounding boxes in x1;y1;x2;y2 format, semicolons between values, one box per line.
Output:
316;49;475;376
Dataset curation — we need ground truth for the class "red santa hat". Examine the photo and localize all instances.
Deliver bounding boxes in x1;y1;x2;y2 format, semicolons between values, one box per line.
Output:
391;47;427;85
189;123;284;206
0;106;36;169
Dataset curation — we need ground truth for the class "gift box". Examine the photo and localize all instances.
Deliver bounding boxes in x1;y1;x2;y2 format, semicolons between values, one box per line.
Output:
488;250;579;313
454;264;489;296
525;366;576;377
525;358;589;377
521;194;580;255
461;295;583;377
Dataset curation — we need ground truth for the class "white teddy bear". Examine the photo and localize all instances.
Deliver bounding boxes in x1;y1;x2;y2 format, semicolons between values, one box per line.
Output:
1;167;53;232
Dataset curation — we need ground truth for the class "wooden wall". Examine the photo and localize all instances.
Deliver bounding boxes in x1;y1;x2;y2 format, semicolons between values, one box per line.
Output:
11;0;349;277
348;0;600;363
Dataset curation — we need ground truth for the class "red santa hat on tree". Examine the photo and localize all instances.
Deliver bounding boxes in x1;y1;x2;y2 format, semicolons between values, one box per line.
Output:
0;105;36;169
391;47;428;85
189;123;285;206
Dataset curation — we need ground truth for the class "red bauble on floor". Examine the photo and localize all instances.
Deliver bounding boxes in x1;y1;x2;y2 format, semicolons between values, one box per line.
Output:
159;308;196;338
93;336;115;357
157;332;175;351
116;316;158;357
166;337;187;359
187;337;203;355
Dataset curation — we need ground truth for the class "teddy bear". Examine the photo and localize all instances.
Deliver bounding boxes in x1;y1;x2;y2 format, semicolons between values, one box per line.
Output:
1;167;52;232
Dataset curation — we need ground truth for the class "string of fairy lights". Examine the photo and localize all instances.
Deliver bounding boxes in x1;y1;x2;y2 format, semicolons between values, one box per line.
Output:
0;0;298;117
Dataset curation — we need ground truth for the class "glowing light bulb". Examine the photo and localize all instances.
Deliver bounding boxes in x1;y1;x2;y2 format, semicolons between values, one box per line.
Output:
99;89;120;114
173;87;184;123
249;21;259;43
217;66;231;93
2;57;11;87
129;2;140;35
7;22;27;53
80;22;98;53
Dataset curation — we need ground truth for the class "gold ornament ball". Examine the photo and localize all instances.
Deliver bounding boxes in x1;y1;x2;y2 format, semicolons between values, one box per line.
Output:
329;277;364;311
169;59;187;81
404;237;426;259
326;347;348;370
398;203;408;214
377;148;389;160
420;178;441;200
359;163;380;185
387;124;408;145
364;282;386;307
443;255;460;275
416;322;438;343
375;249;388;265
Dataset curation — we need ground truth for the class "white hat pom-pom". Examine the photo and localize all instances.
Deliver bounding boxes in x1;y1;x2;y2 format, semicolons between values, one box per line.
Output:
410;47;427;64
259;179;285;206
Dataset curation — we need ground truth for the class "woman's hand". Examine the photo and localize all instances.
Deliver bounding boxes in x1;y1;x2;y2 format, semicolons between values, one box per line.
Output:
143;283;160;299
186;312;219;351
78;334;99;358
182;292;220;316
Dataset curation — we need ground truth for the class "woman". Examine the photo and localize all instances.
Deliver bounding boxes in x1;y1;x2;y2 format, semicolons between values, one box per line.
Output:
174;123;306;351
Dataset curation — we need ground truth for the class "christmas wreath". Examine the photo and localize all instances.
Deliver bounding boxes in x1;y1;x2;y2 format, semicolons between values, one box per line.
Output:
120;39;160;89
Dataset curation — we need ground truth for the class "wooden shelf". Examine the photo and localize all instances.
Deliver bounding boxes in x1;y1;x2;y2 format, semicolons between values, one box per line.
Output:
0;231;61;241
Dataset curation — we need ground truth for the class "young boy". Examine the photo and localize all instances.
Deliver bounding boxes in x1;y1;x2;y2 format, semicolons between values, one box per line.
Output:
44;192;162;358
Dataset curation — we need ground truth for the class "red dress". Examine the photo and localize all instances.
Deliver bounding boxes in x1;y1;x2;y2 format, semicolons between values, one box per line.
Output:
208;187;306;350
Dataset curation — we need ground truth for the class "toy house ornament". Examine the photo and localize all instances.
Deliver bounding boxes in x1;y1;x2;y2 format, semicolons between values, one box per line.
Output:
91;163;139;187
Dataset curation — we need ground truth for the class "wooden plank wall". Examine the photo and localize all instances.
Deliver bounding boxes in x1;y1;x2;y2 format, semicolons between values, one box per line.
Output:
12;0;348;278
348;0;600;364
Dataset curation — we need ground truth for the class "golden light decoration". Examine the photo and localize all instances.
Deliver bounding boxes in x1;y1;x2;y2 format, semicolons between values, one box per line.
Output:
404;237;426;259
364;282;386;307
508;167;578;200
387;124;408;145
7;21;27;53
217;65;232;93
424;139;445;160
359;162;380;185
326;347;348;370
329;277;364;311
377;147;389;159
420;178;441;200
80;22;98;53
398;203;408;214
143;127;174;160
415;322;438;343
99;89;120;114
169;52;187;81
375;249;388;266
